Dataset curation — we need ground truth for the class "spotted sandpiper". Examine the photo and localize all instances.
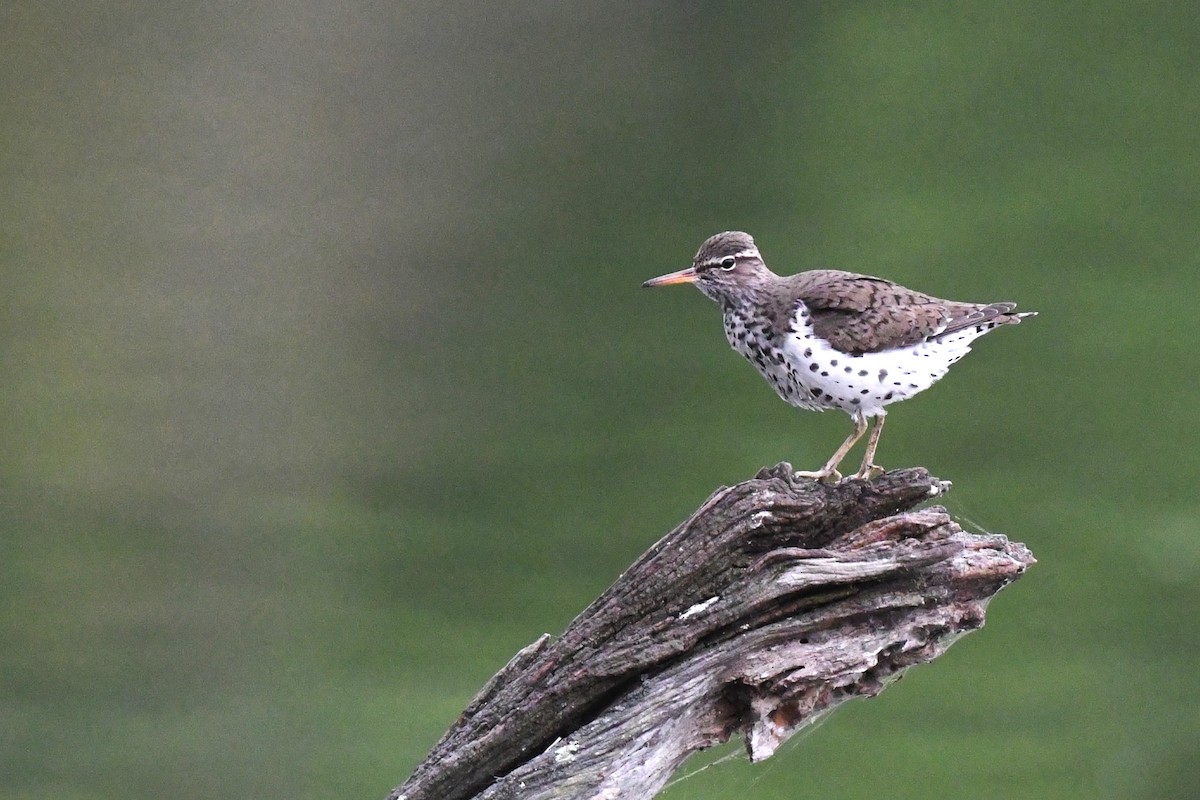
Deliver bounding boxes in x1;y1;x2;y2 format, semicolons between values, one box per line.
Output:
643;231;1035;482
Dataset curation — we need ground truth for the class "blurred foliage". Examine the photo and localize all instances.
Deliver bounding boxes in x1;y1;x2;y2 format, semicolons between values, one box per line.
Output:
2;2;1198;798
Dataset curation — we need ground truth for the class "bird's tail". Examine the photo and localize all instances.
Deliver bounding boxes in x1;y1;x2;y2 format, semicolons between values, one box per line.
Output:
942;303;1035;336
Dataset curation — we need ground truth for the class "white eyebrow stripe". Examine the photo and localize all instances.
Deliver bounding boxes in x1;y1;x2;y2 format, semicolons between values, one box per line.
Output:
697;248;760;267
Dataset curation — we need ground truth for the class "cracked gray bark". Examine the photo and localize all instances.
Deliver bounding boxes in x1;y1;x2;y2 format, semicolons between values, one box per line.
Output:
388;465;1034;800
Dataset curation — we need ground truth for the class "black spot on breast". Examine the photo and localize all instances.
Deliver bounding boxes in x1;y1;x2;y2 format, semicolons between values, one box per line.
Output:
830;359;839;367
851;398;860;405
844;367;853;374
820;371;828;377
858;370;869;377
809;363;820;372
803;348;813;358
878;369;888;381
884;391;894;400
859;389;869;395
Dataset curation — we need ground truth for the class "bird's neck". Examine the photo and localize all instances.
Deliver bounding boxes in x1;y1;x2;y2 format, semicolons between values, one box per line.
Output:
710;283;775;317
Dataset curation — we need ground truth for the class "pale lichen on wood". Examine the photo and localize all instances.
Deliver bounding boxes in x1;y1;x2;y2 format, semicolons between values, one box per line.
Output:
388;465;1034;800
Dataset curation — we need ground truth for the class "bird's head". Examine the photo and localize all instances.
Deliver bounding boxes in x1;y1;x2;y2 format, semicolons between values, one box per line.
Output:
642;231;773;304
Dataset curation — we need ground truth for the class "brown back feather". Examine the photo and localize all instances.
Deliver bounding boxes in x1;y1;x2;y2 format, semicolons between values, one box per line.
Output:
788;270;1023;354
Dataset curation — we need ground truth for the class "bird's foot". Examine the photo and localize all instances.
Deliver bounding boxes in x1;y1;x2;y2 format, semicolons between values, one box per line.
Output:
853;463;885;481
792;468;843;484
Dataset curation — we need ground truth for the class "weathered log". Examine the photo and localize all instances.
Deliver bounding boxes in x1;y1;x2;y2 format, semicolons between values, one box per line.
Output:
389;465;1034;800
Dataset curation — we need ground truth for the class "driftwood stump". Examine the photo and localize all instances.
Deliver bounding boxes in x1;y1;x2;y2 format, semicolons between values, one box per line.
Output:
389;465;1034;800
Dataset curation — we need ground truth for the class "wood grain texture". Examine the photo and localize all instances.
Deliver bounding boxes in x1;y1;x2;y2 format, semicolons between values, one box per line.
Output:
388;465;1034;800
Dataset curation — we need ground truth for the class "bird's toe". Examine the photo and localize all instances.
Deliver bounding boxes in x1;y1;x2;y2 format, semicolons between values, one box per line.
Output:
853;464;885;481
793;468;843;484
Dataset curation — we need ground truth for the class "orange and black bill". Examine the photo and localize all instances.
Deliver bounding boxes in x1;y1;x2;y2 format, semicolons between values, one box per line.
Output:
642;267;698;288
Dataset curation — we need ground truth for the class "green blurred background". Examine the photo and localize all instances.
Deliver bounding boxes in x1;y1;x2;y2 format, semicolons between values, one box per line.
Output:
3;2;1197;798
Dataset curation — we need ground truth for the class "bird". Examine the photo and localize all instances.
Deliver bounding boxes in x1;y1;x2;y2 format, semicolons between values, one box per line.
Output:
642;231;1035;482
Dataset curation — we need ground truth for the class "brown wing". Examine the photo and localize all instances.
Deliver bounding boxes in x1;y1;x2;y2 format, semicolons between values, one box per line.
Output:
790;270;1007;354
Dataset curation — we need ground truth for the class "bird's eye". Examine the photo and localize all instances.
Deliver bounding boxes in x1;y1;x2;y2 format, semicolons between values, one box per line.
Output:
719;256;736;270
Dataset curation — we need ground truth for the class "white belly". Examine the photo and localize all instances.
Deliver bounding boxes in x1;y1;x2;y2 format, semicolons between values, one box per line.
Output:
726;313;993;417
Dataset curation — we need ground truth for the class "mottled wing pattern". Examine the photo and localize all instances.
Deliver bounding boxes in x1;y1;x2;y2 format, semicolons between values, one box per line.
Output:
790;270;1017;354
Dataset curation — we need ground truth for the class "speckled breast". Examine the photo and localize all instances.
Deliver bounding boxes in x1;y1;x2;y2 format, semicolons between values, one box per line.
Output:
723;307;979;416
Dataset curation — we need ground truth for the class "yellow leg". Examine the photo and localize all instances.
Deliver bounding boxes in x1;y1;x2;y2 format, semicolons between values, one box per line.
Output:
795;411;869;484
853;413;887;480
